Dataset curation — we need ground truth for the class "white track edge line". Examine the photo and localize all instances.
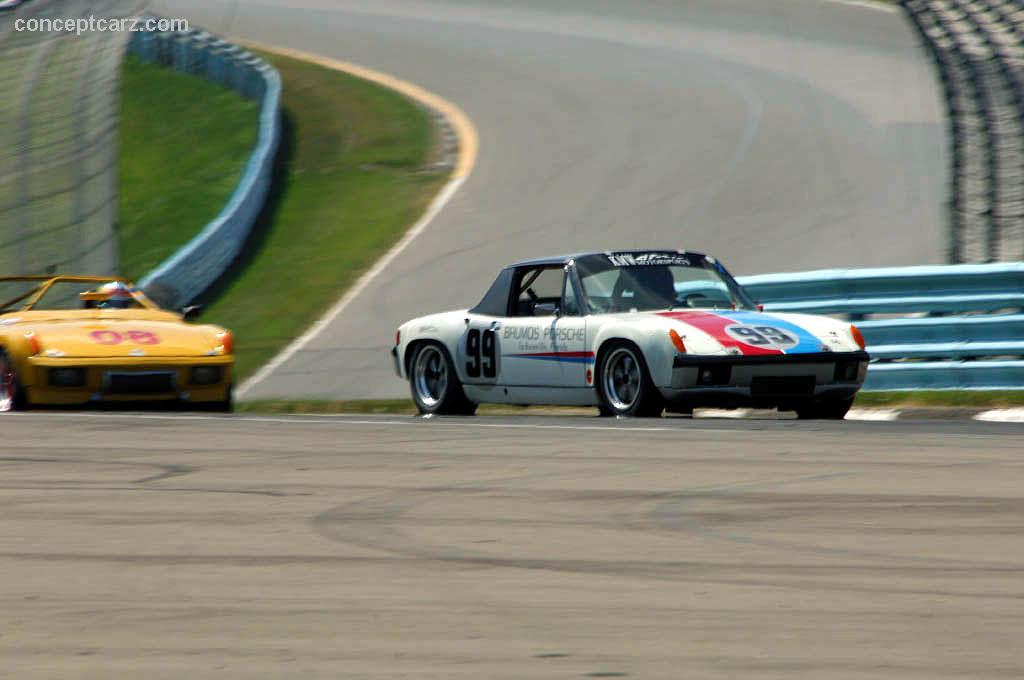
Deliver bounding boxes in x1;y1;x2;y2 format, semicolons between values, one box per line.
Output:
824;0;899;12
973;408;1024;423
845;408;901;421
7;411;749;433
237;176;465;397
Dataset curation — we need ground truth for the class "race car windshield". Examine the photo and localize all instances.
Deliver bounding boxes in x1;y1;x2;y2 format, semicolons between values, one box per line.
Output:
574;253;757;313
0;279;149;312
0;280;99;311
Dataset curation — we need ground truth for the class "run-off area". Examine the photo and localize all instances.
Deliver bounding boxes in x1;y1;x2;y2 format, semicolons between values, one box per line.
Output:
0;413;1021;679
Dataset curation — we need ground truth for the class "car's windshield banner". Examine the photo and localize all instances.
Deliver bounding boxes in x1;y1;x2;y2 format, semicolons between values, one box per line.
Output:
605;252;696;267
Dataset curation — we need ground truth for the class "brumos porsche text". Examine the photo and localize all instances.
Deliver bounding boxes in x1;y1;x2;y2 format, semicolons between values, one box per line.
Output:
502;326;586;343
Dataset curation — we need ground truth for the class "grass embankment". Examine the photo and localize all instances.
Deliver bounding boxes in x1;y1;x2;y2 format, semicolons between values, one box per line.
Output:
119;51;447;380
119;56;259;280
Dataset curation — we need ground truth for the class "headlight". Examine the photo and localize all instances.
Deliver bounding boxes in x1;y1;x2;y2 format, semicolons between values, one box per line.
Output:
190;366;223;385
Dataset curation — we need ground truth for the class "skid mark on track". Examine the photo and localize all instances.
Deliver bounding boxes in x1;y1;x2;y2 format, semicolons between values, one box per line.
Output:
133;464;196;484
310;472;1024;598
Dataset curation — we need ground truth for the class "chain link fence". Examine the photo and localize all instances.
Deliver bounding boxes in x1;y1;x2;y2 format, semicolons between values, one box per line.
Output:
0;0;146;282
902;0;1024;263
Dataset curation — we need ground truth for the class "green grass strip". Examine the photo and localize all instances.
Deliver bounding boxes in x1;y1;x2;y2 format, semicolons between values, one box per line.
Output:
855;390;1024;408
118;56;259;280
119;51;447;381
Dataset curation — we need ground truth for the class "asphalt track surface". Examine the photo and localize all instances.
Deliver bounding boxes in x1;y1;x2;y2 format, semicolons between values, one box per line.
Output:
153;0;947;400
1;412;1022;678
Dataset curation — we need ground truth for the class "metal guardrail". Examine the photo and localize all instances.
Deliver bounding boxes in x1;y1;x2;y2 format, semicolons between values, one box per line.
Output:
901;0;1024;263
737;262;1024;390
0;0;144;285
129;24;281;310
739;262;1024;314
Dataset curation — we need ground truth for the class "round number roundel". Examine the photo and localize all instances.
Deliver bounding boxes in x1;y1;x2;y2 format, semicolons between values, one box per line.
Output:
724;324;797;350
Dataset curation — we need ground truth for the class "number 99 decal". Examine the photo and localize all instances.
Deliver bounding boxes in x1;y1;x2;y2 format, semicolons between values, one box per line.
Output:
465;328;498;381
724;324;797;350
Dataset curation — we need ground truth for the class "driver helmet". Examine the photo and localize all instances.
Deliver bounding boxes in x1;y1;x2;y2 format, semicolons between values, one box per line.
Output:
96;281;137;309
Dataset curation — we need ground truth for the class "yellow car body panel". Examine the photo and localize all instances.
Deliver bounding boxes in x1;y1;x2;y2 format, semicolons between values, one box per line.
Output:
0;276;234;409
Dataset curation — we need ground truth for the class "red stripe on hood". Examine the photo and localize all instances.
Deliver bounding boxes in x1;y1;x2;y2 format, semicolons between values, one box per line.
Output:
657;311;782;355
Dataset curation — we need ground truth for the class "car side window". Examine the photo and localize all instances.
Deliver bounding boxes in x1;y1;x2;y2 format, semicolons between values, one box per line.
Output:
511;265;563;317
562;271;581;316
470;268;514;317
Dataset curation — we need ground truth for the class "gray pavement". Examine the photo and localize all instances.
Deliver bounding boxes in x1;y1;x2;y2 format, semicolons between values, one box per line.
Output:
154;0;948;399
0;412;1021;678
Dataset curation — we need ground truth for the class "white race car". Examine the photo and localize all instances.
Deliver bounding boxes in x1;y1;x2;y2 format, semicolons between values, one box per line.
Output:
393;250;868;419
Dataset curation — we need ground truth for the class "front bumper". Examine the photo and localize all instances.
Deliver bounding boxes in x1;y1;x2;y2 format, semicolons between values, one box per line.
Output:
24;355;233;405
663;351;869;407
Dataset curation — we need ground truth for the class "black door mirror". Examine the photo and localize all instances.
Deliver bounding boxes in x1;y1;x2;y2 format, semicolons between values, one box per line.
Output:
181;305;203;321
533;302;559;317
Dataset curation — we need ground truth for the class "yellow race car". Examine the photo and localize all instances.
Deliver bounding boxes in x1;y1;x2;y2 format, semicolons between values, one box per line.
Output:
0;276;234;412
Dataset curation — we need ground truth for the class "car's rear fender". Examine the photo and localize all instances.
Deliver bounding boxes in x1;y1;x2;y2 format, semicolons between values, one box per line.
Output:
396;311;468;381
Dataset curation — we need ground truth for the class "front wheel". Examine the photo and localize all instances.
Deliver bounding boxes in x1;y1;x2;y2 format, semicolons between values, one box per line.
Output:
596;342;663;417
0;349;27;412
795;397;854;420
409;343;477;415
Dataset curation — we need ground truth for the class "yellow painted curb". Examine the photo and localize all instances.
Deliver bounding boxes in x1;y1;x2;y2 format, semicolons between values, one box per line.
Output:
239;42;478;180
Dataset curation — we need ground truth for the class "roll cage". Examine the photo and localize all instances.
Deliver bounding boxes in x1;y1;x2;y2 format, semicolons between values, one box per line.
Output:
0;276;157;312
470;251;758;317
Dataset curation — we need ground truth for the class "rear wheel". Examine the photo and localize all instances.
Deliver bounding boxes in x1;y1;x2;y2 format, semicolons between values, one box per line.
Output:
795;397;854;420
596;342;663;417
0;349;27;412
409;343;477;415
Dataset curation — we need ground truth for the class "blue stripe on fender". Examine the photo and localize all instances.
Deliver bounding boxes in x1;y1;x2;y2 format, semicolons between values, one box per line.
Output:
710;310;823;354
508;352;596;364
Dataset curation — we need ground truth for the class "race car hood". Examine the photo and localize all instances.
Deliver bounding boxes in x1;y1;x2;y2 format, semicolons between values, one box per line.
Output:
639;309;862;355
7;314;225;358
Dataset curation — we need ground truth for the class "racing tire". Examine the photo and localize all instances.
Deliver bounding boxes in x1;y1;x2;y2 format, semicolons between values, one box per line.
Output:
409;342;477;416
596;341;663;418
795;397;854;420
0;348;28;412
